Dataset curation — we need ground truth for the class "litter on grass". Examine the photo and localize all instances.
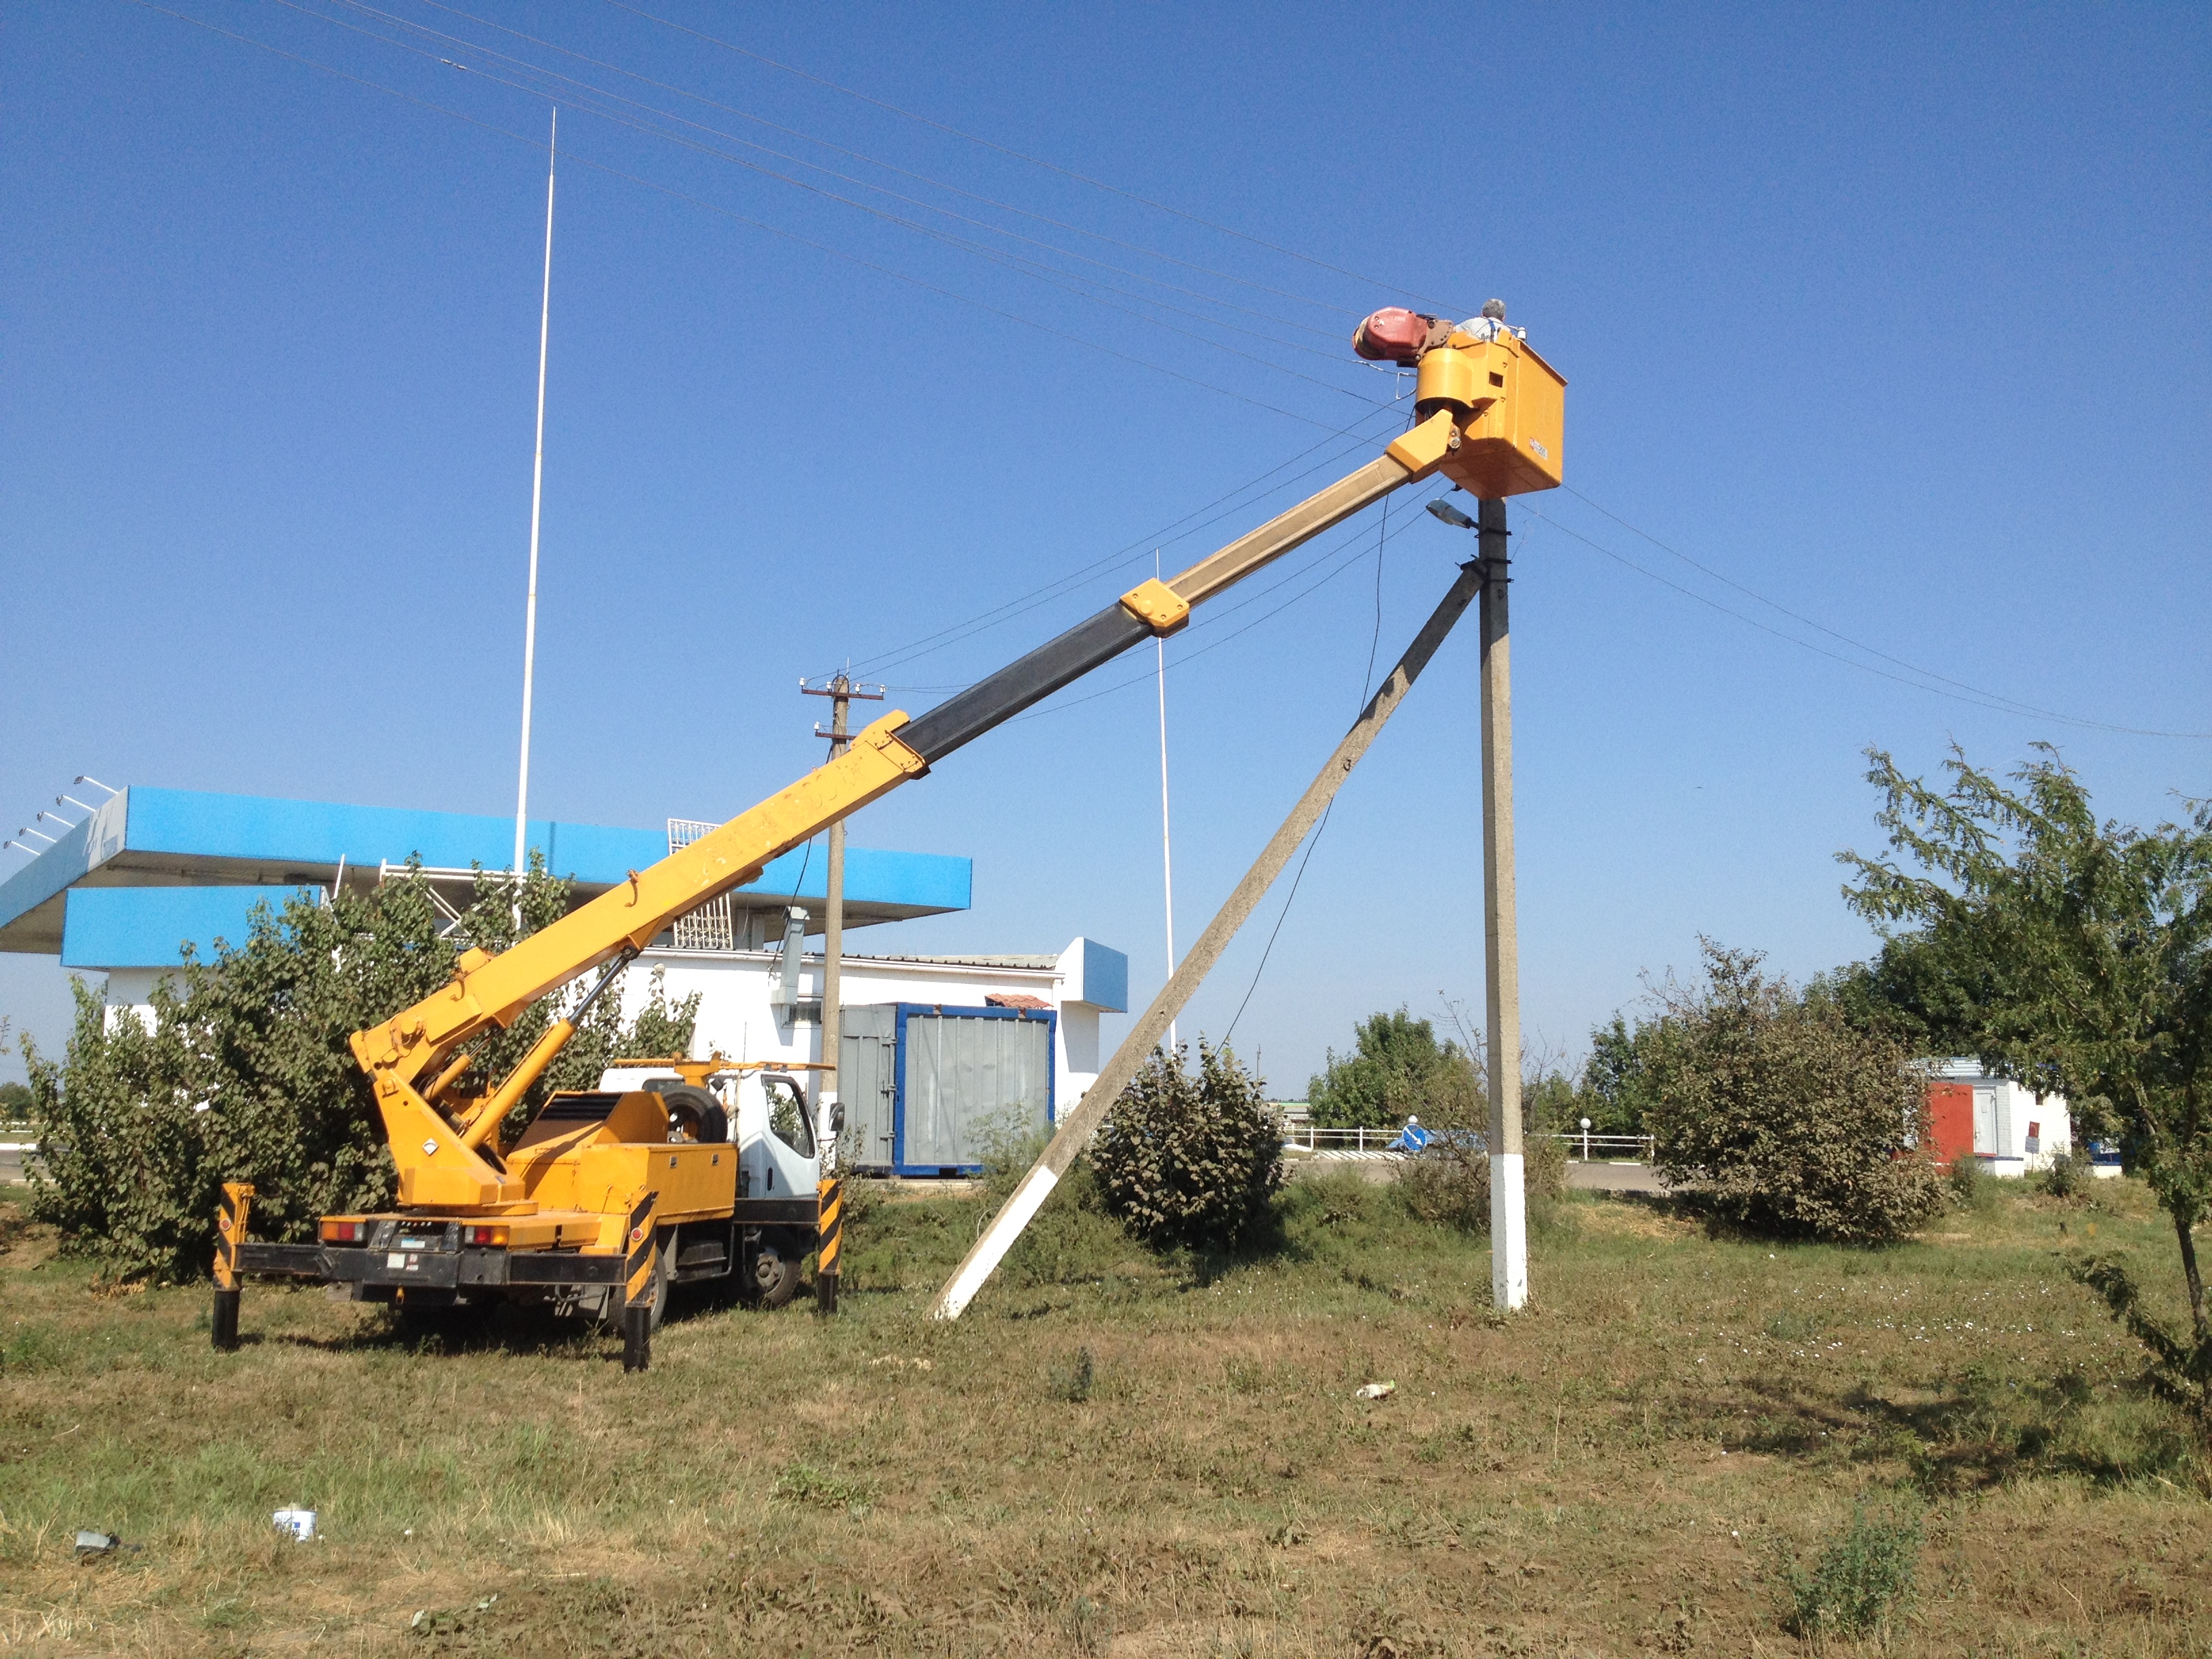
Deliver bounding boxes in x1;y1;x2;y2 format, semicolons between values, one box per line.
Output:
1355;1381;1397;1400
272;1508;317;1542
73;1530;119;1559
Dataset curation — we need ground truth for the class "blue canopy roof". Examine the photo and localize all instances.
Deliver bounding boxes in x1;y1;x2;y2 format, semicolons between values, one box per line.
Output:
0;787;970;964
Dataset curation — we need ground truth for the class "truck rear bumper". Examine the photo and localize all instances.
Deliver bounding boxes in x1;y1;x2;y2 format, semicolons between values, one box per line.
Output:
236;1242;623;1288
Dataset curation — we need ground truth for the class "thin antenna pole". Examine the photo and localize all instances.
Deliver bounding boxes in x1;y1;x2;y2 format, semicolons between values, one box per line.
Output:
514;105;557;903
1154;548;1178;1059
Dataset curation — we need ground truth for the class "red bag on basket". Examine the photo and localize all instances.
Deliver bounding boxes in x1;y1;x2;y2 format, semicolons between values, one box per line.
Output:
1351;307;1437;364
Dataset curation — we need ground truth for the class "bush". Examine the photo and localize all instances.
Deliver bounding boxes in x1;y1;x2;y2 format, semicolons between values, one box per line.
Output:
1782;1499;1924;1639
23;859;697;1282
1398;1108;1568;1233
1092;1041;1282;1252
1947;1155;1994;1212
1643;941;1946;1244
2038;1147;2094;1202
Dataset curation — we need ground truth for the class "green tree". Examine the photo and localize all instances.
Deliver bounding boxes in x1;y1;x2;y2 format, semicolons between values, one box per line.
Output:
1579;1012;1664;1136
1641;941;1944;1244
23;857;697;1283
1308;1008;1475;1129
1843;746;2212;1431
1093;1040;1283;1252
0;1080;30;1118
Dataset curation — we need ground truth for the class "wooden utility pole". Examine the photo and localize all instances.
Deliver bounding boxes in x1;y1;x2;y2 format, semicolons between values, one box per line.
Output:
1477;497;1528;1309
801;672;882;1313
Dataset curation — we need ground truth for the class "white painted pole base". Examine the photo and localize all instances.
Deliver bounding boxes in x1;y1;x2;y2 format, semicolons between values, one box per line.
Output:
1490;1151;1528;1310
931;1164;1060;1321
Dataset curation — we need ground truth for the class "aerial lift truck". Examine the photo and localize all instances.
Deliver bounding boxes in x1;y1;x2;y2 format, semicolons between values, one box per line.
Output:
211;312;1564;1368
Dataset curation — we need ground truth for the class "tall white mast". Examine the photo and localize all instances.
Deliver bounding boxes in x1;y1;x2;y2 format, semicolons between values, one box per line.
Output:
514;107;556;899
1154;550;1178;1058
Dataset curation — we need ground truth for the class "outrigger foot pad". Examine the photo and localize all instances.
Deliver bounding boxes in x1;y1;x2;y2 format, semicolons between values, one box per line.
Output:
211;1288;241;1351
622;1305;651;1372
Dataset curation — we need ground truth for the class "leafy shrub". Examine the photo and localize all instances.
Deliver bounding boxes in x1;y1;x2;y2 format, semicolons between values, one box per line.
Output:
1643;942;1946;1244
1398;1113;1568;1233
1048;1346;1096;1402
22;859;696;1282
1782;1499;1923;1639
1946;1155;1994;1212
2038;1147;2094;1202
1092;1041;1282;1252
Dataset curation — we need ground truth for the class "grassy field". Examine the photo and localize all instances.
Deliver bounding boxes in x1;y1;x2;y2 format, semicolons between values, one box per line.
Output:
3;1167;2209;1658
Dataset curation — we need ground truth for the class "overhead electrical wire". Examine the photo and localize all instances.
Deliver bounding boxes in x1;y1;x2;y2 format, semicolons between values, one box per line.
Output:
846;402;1411;680
271;0;1386;403
1522;498;2212;740
376;0;1381;327
600;0;1467;315
123;1;1362;431
1223;493;1395;1045
127;4;2194;751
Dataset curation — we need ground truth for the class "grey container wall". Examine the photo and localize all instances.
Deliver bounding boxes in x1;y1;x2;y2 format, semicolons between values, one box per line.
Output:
838;1004;1056;1176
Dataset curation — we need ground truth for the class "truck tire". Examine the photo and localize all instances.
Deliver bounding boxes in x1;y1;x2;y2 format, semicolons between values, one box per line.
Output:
600;1230;672;1334
745;1228;805;1310
659;1084;727;1144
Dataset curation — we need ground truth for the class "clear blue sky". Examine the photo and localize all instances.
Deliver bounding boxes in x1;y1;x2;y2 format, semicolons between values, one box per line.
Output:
4;1;2207;1092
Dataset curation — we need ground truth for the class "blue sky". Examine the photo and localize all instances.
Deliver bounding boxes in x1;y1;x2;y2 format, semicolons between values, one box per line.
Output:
3;1;2207;1092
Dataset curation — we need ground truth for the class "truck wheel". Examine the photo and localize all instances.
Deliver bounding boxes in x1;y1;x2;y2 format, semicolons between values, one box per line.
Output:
746;1229;804;1310
611;1230;673;1332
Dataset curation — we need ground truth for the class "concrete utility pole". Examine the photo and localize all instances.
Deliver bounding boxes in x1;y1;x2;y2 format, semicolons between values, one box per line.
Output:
801;672;882;1313
1478;496;1528;1310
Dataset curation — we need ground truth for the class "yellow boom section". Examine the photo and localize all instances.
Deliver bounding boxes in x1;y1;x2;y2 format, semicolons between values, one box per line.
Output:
350;715;927;1209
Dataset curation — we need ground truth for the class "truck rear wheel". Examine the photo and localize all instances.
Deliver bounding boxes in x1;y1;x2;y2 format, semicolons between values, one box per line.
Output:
745;1228;804;1310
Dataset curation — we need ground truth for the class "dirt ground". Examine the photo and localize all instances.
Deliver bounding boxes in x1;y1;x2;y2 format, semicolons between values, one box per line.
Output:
2;1171;2208;1657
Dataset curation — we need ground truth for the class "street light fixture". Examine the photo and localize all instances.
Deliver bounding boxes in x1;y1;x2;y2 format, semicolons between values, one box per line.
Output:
74;776;118;796
1425;497;1477;531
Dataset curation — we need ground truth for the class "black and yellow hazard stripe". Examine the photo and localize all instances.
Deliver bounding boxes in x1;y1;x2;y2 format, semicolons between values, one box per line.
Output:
816;1176;842;1275
622;1189;660;1307
212;1181;255;1290
211;1182;254;1351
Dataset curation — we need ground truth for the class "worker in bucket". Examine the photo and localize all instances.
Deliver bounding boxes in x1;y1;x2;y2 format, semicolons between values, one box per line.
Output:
1460;298;1510;343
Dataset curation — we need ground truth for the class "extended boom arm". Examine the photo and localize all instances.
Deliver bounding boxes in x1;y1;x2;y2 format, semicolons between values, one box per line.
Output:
354;321;1565;1211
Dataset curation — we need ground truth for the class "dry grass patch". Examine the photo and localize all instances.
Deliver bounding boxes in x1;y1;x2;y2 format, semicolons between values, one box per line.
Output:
1;1176;2209;1656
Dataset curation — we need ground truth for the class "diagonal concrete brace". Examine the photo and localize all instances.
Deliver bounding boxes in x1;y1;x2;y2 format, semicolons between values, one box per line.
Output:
930;558;1486;1320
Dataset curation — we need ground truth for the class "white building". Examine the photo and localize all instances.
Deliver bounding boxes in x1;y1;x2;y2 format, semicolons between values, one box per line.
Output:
1931;1058;2114;1178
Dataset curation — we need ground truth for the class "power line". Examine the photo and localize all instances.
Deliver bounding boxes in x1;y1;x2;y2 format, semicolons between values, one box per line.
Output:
294;0;1368;355
123;0;1366;432
844;404;1410;680
1223;495;1395;1045
1524;499;2212;740
384;0;1373;329
274;0;1386;405
601;0;1466;316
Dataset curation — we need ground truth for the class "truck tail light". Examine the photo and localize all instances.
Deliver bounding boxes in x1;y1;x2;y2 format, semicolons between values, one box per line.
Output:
321;1219;367;1244
466;1225;508;1247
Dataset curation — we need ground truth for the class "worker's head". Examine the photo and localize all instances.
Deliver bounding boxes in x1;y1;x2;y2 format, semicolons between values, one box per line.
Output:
1481;298;1507;321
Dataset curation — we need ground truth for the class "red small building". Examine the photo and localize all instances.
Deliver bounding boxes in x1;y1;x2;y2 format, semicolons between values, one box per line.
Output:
1925;1080;1975;1169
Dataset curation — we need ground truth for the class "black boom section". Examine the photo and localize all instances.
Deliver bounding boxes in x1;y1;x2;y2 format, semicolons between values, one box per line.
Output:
902;601;1152;763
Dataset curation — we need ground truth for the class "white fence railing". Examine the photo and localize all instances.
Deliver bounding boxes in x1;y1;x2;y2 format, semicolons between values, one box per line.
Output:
1281;1124;1654;1162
